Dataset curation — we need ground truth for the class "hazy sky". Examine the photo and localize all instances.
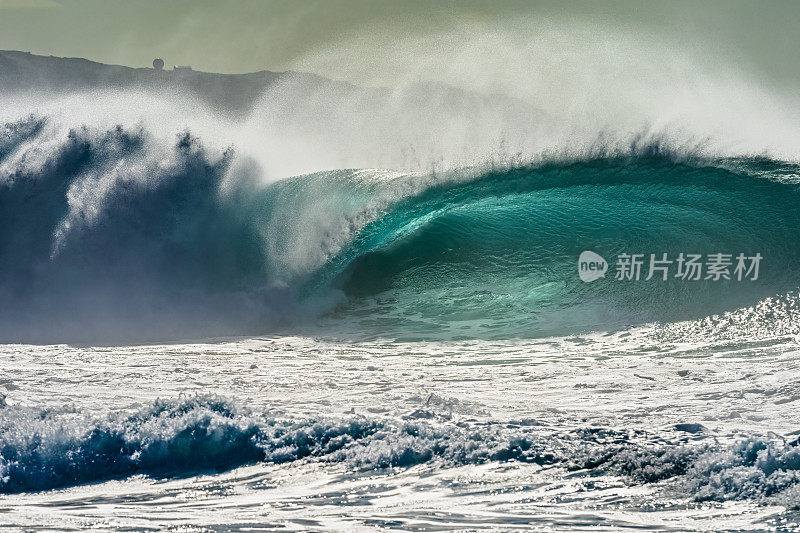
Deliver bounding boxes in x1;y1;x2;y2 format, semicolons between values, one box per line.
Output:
0;0;799;87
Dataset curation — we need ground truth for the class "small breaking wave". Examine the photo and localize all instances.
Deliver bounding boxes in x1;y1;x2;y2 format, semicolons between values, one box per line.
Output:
1;395;799;507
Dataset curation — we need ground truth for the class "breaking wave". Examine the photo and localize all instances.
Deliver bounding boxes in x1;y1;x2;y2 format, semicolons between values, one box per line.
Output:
1;115;800;342
1;395;799;507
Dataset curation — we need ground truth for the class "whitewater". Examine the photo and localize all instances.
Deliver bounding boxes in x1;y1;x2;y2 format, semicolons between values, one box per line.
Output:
3;23;800;531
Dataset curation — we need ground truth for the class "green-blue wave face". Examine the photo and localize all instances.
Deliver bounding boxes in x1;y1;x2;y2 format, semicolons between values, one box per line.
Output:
309;157;800;339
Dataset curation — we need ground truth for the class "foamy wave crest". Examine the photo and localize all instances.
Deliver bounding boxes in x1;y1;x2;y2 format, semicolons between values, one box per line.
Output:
602;438;800;507
2;396;800;507
0;116;301;342
0;396;561;493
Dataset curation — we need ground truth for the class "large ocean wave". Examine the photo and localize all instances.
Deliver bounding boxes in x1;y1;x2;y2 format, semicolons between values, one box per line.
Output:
2;115;800;342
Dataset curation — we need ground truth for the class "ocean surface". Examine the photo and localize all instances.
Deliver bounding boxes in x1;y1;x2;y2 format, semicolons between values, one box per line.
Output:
2;71;800;530
3;326;800;531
